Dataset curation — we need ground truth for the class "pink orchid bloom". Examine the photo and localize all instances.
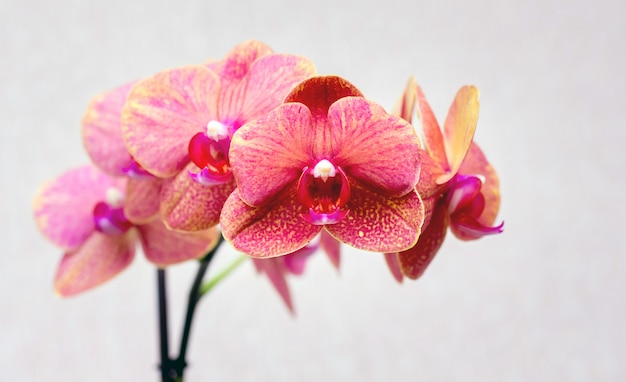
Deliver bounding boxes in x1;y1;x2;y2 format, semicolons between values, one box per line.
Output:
33;165;219;296
221;75;425;258
82;81;162;224
253;230;341;312
386;78;503;281
121;40;317;231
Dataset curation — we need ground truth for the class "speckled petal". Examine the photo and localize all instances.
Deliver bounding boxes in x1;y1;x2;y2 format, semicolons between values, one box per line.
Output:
33;165;125;250
230;103;314;207
124;178;162;225
54;232;136;297
439;85;480;184
252;258;294;312
320;230;341;269
122;66;220;178
160;163;236;231
415;85;448;171
392;77;417;123
137;219;219;266
326;184;424;253
329;97;422;196
458;142;501;226
221;189;321;258
238;54;316;121
397;200;448;279
82;81;137;176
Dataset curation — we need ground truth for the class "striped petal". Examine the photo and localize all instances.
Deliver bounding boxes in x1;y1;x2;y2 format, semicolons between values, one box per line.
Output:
137;220;219;266
284;75;363;117
221;189;321;258
326;184;424;253
415;85;448;171
159;163;236;231
238;54;316;122
230;102;314;207
218;40;273;120
33;165;125;250
123;178;161;224
439;85;480;184
54;232;136;297
122;66;220;178
329;97;422;197
82;81;137;176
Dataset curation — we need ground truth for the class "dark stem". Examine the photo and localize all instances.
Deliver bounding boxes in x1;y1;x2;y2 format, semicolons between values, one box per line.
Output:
157;268;174;382
172;235;224;380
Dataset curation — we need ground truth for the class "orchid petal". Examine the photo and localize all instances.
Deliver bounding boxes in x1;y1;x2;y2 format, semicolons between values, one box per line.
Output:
137;220;219;266
329;97;422;196
439;85;480;184
238;54;316;121
283;246;316;275
54;232;135;297
221;189;321;258
122;66;220;178
124;178;161;224
33;165;125;250
384;253;404;283
252;258;294;313
398;201;448;279
458;142;501;226
416;148;446;200
218;40;273;85
392;77;417;123
450;213;504;241
82;82;137;176
326;184;424;253
159;163;235;231
415;85;448;171
230;103;313;206
320;230;341;269
218;40;273;120
284;75;363;117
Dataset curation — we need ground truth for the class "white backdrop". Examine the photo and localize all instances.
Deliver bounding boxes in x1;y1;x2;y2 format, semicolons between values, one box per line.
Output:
2;0;625;380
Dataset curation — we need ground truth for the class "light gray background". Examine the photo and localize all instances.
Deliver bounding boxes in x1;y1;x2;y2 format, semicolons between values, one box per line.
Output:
3;0;624;380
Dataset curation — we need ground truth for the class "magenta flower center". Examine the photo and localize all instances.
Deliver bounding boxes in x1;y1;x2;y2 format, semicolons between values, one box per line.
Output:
296;159;351;225
188;121;233;185
446;174;503;237
93;188;133;235
121;158;154;180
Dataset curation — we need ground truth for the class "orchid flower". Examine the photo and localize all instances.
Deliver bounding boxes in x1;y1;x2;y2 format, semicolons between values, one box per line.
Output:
121;40;317;231
386;78;503;281
221;75;425;258
82;81;162;224
33;165;219;296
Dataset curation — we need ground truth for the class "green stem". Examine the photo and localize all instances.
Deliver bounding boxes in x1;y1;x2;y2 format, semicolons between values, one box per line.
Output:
199;254;248;296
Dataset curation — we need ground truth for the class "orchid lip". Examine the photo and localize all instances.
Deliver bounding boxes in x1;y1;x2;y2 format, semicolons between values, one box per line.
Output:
93;201;133;235
301;208;349;225
122;160;155;180
447;174;483;214
296;160;351;225
188;128;232;186
188;167;233;186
